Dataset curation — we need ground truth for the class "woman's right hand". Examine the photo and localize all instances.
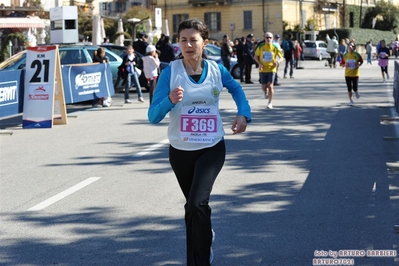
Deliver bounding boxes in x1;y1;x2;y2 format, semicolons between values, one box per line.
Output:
169;86;184;104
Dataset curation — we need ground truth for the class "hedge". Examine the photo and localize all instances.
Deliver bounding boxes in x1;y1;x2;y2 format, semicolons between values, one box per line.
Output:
318;28;397;45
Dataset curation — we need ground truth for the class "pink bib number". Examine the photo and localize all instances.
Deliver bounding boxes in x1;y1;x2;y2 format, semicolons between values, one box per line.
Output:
180;106;218;143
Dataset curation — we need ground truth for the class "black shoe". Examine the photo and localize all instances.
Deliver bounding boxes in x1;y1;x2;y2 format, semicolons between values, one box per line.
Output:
245;81;254;84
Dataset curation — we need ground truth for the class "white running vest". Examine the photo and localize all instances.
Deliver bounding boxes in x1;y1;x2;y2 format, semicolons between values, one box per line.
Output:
168;59;224;151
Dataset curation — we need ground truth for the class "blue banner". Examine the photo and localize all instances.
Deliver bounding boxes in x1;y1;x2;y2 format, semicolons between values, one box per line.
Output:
62;63;115;104
0;70;24;118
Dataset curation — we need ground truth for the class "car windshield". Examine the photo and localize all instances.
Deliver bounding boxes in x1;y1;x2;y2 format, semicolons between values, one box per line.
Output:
0;51;26;70
205;45;221;56
59;49;88;65
304;42;316;48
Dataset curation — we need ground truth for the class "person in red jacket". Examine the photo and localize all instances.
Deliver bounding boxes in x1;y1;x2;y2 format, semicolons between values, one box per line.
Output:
293;40;302;69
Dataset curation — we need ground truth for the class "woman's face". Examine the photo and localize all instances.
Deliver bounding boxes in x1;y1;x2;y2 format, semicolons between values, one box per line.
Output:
179;28;207;60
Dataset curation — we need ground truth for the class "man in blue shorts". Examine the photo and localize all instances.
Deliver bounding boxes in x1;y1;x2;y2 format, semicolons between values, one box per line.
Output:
254;32;283;109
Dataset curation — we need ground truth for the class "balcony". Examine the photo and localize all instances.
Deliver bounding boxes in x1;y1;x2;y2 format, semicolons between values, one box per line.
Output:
188;0;231;6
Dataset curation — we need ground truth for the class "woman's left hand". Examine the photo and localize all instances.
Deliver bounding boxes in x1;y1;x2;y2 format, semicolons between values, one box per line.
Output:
231;115;247;134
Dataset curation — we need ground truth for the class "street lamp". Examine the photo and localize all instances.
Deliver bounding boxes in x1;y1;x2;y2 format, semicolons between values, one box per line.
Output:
127;18;141;41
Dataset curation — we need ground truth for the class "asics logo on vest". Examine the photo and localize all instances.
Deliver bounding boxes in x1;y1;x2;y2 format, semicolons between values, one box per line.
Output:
188;106;211;114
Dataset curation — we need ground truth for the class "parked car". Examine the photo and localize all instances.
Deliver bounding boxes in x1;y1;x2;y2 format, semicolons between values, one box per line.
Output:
0;45;122;84
171;43;240;79
302;41;330;61
101;44;170;91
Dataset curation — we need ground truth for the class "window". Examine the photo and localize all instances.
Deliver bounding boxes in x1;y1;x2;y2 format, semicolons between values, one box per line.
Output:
100;2;111;16
59;50;87;65
349;12;354;27
204;12;221;31
173;14;189;33
51;20;63;30
131;2;142;7
243;11;252;30
115;2;126;13
65;20;76;30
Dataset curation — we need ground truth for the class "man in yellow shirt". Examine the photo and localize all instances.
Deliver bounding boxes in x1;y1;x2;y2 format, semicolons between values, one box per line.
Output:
254;32;283;109
340;43;363;106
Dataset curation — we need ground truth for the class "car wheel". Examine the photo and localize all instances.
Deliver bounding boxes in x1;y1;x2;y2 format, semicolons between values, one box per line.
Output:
318;54;323;61
231;65;240;79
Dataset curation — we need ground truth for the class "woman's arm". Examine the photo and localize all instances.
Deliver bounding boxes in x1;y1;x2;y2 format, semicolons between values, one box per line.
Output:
148;66;175;124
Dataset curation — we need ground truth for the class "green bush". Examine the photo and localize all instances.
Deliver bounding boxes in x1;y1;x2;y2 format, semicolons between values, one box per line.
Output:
318;28;396;45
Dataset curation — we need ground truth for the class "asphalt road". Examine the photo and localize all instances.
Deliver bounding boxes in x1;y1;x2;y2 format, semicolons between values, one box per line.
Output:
1;58;399;266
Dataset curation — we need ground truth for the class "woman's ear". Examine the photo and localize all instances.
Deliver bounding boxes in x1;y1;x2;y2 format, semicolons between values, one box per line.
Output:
203;39;209;47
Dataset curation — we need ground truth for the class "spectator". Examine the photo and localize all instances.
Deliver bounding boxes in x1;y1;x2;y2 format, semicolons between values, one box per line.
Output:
142;45;160;104
221;34;233;71
102;37;111;45
244;33;255;84
236;37;245;82
273;34;282;86
366;41;373;64
282;33;295;78
326;34;339;68
119;45;144;103
156;33;166;50
339;39;347;57
158;36;175;63
133;33;149;55
293;40;302;69
92;47;112;107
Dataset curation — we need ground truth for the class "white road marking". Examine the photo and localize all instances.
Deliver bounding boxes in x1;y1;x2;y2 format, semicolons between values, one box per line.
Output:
27;177;101;211
133;139;169;157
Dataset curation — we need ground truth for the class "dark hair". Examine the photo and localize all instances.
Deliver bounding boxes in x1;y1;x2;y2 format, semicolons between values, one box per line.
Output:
177;18;209;42
176;19;209;60
94;47;105;57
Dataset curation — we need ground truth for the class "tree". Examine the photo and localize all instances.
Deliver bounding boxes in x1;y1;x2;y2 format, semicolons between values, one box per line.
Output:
361;1;399;32
122;7;152;39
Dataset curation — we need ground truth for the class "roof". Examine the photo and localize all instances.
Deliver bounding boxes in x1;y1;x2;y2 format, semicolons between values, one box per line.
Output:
0;17;45;29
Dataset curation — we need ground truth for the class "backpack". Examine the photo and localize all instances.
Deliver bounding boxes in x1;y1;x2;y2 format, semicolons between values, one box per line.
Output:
282;40;290;51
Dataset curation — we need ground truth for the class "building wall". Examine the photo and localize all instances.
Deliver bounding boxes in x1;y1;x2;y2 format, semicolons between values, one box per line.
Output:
159;0;285;41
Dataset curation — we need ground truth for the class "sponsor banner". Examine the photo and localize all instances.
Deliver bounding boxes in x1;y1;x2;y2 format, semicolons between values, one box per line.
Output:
62;63;114;104
23;46;58;128
0;70;24;118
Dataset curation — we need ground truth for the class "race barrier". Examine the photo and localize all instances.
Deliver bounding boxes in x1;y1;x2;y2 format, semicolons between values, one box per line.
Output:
62;62;114;104
0;62;114;119
0;70;24;118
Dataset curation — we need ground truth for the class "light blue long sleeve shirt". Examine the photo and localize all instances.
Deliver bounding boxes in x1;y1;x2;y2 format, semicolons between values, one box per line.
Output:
148;60;251;124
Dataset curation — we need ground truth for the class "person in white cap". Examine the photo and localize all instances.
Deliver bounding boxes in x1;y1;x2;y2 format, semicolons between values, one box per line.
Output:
142;45;160;104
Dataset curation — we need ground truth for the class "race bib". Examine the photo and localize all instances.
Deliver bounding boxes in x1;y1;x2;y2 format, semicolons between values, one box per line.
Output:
346;59;356;69
180;105;218;143
263;51;273;62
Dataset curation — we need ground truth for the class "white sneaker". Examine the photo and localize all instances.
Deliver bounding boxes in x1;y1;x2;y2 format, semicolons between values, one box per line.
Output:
102;97;112;107
349;100;354;106
210;229;215;264
355;92;360;99
125;99;132;104
387;73;390;79
138;97;145;103
383;79;386;83
267;102;273;109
